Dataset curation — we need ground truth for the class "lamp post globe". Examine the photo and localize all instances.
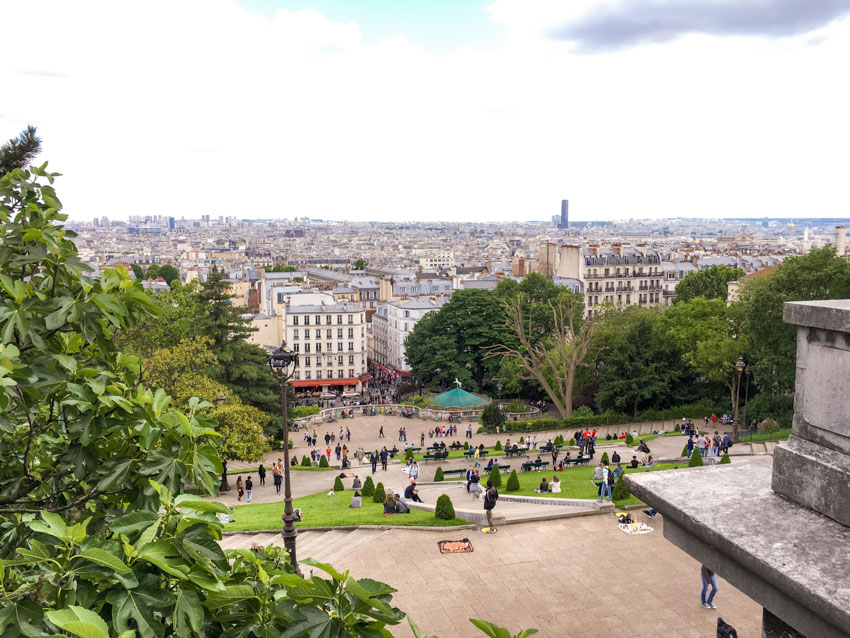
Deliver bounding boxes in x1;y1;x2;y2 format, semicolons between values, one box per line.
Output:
267;342;301;576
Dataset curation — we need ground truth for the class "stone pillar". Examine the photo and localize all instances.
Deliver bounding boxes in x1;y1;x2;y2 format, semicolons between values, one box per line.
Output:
772;300;850;526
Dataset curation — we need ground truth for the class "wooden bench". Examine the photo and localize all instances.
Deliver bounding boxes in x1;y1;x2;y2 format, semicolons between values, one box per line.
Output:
463;449;489;458
505;448;529;457
449;444;464;450
521;461;550;472
442;469;466;477
422;452;449;461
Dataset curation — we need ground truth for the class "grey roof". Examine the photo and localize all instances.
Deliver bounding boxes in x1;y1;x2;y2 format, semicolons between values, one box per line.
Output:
286;303;362;313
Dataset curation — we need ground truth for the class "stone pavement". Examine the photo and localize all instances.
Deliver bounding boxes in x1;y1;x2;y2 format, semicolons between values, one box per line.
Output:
333;514;763;638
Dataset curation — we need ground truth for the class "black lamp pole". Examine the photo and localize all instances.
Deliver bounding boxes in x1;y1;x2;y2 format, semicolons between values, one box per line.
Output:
268;342;301;577
217;392;230;492
732;356;746;443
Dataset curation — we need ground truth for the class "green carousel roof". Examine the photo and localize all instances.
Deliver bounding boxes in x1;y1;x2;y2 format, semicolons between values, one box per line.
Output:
432;387;490;408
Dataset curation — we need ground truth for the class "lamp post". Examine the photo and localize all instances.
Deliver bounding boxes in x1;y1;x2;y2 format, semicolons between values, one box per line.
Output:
217;392;230;492
267;341;301;576
732;356;746;443
741;365;751;437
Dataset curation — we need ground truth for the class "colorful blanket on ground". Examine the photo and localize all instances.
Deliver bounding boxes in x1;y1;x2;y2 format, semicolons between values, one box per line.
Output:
438;539;474;553
618;522;653;534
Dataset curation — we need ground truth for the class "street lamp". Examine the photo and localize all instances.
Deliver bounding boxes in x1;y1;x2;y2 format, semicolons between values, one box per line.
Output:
217;392;230;492
267;341;301;576
732;356;746;443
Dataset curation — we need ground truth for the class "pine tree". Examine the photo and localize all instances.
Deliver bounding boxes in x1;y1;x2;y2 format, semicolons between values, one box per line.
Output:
488;466;502;488
719;453;731;464
494;440;502;451
601;452;609;465
301;455;312;467
361;476;375;497
434;467;444;482
319;455;329;467
435;494;455;520
333;476;344;491
612;475;630;500
688;451;704;467
506;470;520;492
0;125;41;175
372;482;386;504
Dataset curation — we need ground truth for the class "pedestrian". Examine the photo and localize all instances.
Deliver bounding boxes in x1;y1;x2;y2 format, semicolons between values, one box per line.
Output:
700;565;719;609
245;475;253;503
380;447;388;471
236;476;244;502
713;431;722;457
420;432;425;446
370;450;378;474
593;462;604;497
379;426;384;438
483;480;499;532
258;463;266;486
409;460;419;480
335;443;342;461
273;464;282;494
687;435;695;458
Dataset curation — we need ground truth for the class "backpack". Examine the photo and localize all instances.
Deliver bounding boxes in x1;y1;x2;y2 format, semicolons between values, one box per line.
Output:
607;469;616;485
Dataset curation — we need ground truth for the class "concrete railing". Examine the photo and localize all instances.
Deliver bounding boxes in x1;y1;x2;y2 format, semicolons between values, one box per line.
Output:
294;403;493;427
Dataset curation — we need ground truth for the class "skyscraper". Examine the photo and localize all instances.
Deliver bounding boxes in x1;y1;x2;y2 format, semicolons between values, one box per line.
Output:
560;200;569;229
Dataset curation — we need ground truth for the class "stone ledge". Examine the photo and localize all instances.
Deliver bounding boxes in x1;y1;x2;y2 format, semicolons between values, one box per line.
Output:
783;299;850;332
624;458;850;637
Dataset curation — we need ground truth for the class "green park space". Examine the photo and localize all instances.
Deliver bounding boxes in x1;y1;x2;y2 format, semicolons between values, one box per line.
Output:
223;491;469;531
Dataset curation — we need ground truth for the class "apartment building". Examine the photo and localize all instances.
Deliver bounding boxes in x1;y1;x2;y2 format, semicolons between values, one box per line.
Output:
370;298;447;373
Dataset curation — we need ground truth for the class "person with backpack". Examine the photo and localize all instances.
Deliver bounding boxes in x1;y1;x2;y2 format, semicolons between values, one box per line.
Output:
245;475;253;503
483;480;499;532
687;435;695;459
713;432;722;457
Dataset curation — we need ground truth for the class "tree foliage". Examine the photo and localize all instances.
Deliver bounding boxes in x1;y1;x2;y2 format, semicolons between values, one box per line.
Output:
480;402;504;428
353;258;368;270
487;466;502;488
675;265;745;303
434;494;455;520
688;450;704;467
433;467;444;482
505;470;520;491
0;125;41;176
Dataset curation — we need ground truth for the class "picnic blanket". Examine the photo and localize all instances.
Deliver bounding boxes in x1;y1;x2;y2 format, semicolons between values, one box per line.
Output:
438;539;474;554
618;522;653;535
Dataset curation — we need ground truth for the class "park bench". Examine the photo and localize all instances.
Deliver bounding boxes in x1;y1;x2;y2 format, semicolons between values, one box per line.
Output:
521;461;550;472
442;469;466;477
422;451;449;461
449;443;464;450
539;444;562;453
504;447;529;457
463;449;489;458
563;457;590;466
488;464;511;474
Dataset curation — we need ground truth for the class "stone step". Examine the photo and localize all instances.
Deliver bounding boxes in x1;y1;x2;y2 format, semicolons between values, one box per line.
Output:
298;530;351;562
219;533;253;550
320;529;385;566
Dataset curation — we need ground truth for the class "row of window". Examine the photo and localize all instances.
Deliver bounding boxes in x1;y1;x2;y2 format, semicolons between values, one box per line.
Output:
297;355;359;366
587;292;661;306
293;342;358;353
585;267;662;278
291;314;362;326
293;369;356;381
292;328;360;339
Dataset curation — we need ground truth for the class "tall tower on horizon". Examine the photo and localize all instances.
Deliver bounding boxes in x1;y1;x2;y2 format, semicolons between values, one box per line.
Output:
560;200;569;229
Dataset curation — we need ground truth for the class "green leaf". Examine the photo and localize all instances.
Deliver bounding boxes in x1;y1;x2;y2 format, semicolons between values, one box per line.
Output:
110;511;159;535
152;388;171;415
175;590;203;635
174;494;229;514
97;458;135;491
27;511;70;542
54;353;78;371
73;547;131;574
203;584;256;608
106;576;174;638
46;606;109;638
136;540;190;579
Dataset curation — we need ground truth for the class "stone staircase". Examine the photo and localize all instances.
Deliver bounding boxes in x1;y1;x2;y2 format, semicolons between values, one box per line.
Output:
219;528;387;566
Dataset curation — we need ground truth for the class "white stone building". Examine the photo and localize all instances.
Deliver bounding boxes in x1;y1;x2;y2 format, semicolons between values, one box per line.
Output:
383;298;447;372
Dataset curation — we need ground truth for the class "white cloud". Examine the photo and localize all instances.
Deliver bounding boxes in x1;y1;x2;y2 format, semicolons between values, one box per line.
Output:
2;0;849;222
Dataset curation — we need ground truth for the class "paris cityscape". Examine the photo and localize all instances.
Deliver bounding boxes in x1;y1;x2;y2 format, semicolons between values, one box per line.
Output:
2;1;850;637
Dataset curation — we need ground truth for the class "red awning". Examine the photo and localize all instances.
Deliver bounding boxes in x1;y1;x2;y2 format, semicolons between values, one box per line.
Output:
359;375;372;382
291;379;360;388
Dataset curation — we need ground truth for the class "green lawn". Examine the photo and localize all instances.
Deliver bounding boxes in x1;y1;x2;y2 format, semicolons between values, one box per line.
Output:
222;491;469;531
443;462;679;508
738;428;791;442
411;448;505;461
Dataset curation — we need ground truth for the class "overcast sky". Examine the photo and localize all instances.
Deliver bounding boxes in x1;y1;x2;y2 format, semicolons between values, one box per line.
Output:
3;0;850;222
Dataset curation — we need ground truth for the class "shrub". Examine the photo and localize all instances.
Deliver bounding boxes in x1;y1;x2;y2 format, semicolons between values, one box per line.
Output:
681;444;689;458
361;475;375;497
291;404;321;418
494;440;502;451
567;439;575;446
554;435;563;446
688;451;704;467
504;400;527;413
481;402;505;428
405;448;414;461
333;476;344;492
519;436;525;444
600;452;609;465
719;453;731;464
748;393;794;430
372;482;386;504
759;418;780;434
612;475;630;500
573;405;594;418
625;434;634;446
488;466;502;488
463;441;469;450
434;467;444;482
319;455;329;467
301;455;311;467
435;494;456;520
506;470;520;492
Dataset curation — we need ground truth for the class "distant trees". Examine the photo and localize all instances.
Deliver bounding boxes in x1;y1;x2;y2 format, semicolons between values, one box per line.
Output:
130;262;180;285
675;265;745;303
354;258;368;270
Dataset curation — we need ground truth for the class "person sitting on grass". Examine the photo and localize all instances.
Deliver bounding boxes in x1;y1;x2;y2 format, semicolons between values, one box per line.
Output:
644;456;657;467
350;491;362;509
352;475;362;489
630;456;640;469
393;494;411;514
535;477;550;493
613;463;624;478
383;493;396;515
550;476;561;493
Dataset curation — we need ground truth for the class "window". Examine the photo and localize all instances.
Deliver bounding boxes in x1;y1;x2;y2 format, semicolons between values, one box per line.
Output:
337;315;342;324
404;310;409;318
348;342;354;351
348;328;354;338
303;316;309;326
326;342;332;352
293;316;299;326
304;329;310;339
327;370;333;379
326;315;331;325
337;343;343;352
361;327;364;337
292;329;299;339
305;370;311;380
316;343;321;352
403;323;408;332
305;356;311;366
349;369;354;378
315;315;321;325
339;355;345;365
293;344;300;352
348;315;353;324
348;355;354;365
326;329;332;339
293;371;300;380
316;370;322;379
337;328;343;338
338;370;344;379
327;356;333;365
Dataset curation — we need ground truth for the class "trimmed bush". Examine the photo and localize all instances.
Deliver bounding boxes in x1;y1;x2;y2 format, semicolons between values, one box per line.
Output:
681;444;689;458
494;440;502;451
688;451;704;467
567;439;575;446
612;475;630;500
487;466;502;488
361;476;375;497
319;455;329;467
600;452;610;465
719;453;731;464
519;436;524;444
301;455;311;467
758;418;780;434
405;448;414;461
506;470;520;492
554;435;564;446
463;441;469;450
372;482;386;504
435;494;456;520
333;476;344;492
625;434;634;446
434;467;444;482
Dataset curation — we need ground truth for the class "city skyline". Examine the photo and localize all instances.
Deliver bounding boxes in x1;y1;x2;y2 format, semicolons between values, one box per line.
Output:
3;0;850;222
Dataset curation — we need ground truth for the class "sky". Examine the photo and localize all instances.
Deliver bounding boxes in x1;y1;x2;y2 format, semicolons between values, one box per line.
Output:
3;0;850;223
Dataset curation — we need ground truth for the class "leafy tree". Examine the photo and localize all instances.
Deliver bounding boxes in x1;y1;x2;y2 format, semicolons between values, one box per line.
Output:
353;258;368;270
130;263;145;280
362;475;375;497
146;263;161;280
208;402;270;461
435;494;455;520
688;450;704;467
675;265;745;303
600;452;609;465
334;476;345;491
625;433;634;446
372;482;386;503
159;263;180;286
270;264;296;272
759;418;779;434
481;402;505;428
740;246;850;395
0;125;40;175
116;280;203;356
494;440;502;451
434;467;444;481
487;466;502;488
505;470;520;491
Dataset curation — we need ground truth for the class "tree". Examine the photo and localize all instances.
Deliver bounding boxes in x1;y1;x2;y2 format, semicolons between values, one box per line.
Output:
372;482;386;503
270;264;296;272
354;258;368;270
159;263;180;285
434;467;444;481
0;125;41;175
688;451;704;467
302;454;312;466
675;265;745;303
130;263;145;280
720;453;731;464
612;475;630;500
506;470;520;491
481;402;504;429
487;466;502;488
435;494;455;520
362;475;375;496
319;455;330;467
334;476;345;491
489;291;600;418
146;263;161;280
740;246;850;395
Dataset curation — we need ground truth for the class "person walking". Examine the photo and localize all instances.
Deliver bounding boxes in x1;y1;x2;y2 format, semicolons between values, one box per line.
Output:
700;565;719;609
713;431;722;457
483;480;499;532
687;435;695;459
697;435;706;458
258;464;266;486
245;475;253;503
598;463;612;502
378;426;384;438
380;447;388;471
370;450;378;474
273;464;282;495
593;462;605;497
236;476;244;502
335;443;342;461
